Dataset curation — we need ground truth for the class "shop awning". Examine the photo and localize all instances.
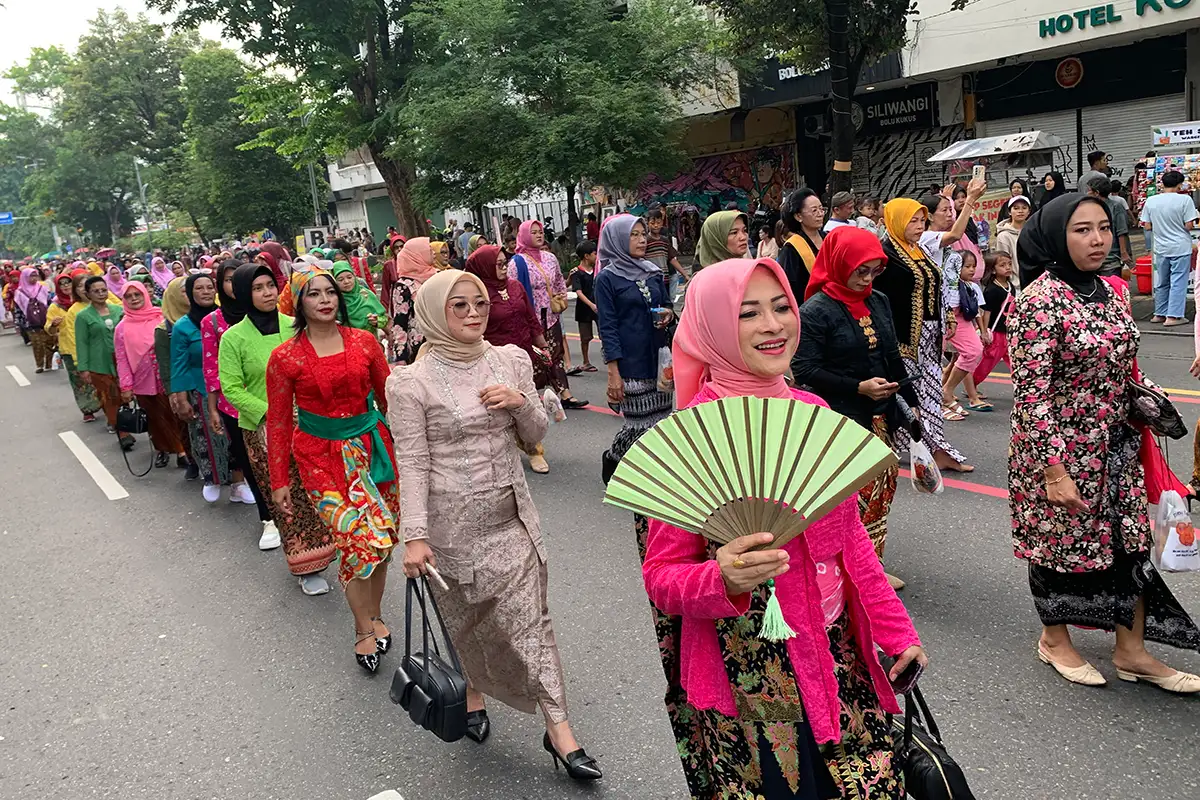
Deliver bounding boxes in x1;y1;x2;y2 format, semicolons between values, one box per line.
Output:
926;131;1065;162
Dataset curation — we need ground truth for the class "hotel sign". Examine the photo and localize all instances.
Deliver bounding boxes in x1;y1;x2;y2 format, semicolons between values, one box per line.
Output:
1039;0;1194;38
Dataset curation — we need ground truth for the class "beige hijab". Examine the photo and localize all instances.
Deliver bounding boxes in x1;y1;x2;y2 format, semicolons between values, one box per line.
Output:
414;269;492;363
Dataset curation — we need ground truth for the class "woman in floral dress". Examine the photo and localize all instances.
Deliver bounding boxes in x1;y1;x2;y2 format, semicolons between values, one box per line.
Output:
389;237;440;364
1009;193;1200;693
266;265;397;672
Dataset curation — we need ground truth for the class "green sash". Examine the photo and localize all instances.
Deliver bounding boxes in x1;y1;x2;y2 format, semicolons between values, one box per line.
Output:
296;391;395;486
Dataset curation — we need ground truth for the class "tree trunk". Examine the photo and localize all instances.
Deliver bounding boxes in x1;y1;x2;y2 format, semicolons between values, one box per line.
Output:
825;0;858;194
366;141;427;239
187;210;209;247
108;202;122;247
564;182;580;249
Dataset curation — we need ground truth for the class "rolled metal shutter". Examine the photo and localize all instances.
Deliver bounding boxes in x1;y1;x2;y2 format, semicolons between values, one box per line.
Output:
1081;94;1186;186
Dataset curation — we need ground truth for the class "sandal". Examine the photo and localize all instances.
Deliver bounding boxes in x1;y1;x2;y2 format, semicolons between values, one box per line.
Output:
566;366;584;376
942;407;966;422
582;364;598;373
965;401;994;412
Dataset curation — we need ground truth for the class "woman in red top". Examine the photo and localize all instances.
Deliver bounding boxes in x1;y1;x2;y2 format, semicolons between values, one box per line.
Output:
464;244;554;474
266;264;398;674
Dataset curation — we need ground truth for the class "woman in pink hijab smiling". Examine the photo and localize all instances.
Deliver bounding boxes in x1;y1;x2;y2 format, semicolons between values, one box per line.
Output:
149;256;174;302
641;257;926;800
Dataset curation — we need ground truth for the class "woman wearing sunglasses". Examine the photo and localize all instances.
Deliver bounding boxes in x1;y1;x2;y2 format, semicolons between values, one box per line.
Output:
791;226;917;590
386;269;600;779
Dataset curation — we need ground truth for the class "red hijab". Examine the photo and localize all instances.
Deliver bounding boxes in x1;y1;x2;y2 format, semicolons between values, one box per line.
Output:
464;245;507;292
53;272;75;309
804;226;886;320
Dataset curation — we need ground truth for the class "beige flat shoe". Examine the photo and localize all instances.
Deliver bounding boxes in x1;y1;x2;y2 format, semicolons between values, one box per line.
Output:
885;573;905;591
1038;645;1107;687
529;454;550;474
1115;668;1200;694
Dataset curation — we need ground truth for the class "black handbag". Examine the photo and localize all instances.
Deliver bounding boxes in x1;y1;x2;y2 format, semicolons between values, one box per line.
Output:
892;686;977;800
388;576;468;743
116;400;153;477
1128;377;1188;440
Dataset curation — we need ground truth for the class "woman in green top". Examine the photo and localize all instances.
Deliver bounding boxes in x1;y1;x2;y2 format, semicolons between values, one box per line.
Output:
218;262;336;597
75;276;133;449
331;261;390;342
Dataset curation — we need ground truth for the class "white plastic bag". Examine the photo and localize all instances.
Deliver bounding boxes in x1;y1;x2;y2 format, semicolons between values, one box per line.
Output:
542;388;566;423
909;440;944;495
51;352;63;371
1154;490;1200;572
657;346;674;393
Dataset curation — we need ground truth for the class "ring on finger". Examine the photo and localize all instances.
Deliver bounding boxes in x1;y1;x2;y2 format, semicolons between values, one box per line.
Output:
732;558;746;568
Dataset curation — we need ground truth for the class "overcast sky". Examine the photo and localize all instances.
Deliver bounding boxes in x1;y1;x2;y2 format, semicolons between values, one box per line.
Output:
0;0;228;105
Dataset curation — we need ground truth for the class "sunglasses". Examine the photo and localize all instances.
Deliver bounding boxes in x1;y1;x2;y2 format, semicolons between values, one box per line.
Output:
853;264;887;279
448;298;491;319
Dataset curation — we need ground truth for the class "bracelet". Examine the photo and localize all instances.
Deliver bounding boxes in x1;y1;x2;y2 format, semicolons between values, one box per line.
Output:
1046;474;1068;486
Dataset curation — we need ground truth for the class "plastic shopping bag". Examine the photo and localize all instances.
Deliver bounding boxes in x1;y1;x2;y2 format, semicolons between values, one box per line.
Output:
542;388;566;423
1154;490;1200;572
910;440;944;495
51;352;63;371
656;346;674;393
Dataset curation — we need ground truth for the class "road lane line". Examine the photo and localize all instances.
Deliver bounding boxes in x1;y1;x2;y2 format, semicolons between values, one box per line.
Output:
58;431;129;500
5;365;30;386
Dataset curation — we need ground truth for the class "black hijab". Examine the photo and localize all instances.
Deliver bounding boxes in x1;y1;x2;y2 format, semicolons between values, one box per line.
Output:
1017;194;1111;303
232;262;281;335
215;258;246;326
1039;172;1067;209
184;272;217;329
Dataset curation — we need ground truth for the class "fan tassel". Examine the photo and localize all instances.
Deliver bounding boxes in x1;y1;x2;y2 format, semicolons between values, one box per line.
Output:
758;579;797;641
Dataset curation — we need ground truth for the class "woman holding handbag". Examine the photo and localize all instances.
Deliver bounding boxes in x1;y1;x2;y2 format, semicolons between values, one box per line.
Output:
792;226;919;591
642;256;926;799
386;269;600;780
1009;193;1200;693
508;220;587;409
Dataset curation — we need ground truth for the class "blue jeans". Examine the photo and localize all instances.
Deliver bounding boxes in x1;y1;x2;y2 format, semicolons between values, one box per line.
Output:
1153;253;1191;319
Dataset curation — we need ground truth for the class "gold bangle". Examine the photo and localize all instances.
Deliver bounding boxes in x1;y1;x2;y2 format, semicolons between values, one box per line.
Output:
1046;474;1068;486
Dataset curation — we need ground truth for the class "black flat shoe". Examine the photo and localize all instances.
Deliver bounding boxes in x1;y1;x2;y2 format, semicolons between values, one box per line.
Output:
561;397;589;409
184;461;200;481
154;452;170;468
465;709;490;743
543;732;601;781
355;629;379;674
373;616;391;655
119;435;136;452
176;455;189;469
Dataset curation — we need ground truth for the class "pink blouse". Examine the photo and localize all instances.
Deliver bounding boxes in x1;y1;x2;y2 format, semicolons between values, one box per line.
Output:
114;323;165;396
508;250;567;330
201;309;236;417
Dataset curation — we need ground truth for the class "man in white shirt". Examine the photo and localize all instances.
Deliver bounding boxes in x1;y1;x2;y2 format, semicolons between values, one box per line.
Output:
822;192;856;234
1140;169;1198;326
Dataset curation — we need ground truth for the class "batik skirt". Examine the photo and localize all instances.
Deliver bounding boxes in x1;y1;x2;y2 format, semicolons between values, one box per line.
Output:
533;320;570;394
61;354;101;416
610;377;674;462
243;425;336;576
857;415;899;560
895;320;965;464
185;391;231;486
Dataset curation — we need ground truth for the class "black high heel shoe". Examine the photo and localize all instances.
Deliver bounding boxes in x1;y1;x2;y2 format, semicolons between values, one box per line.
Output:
465;709;490;743
373;616;391;655
542;732;601;781
355;629;379;674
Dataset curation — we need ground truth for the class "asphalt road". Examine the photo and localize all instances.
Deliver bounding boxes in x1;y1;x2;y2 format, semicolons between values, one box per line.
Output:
2;323;1200;800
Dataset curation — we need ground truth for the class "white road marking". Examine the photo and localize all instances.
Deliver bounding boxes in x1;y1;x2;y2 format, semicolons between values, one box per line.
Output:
58;431;129;500
5;365;30;386
366;793;404;800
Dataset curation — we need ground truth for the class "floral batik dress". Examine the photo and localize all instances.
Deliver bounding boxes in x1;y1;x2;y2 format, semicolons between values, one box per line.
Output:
389;276;424;364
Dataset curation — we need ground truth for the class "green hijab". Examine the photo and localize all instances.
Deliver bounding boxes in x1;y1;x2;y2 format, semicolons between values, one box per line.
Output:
331;261;386;331
695;210;748;268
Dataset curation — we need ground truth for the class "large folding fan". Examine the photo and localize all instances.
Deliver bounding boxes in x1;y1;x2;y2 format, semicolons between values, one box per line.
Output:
604;396;898;549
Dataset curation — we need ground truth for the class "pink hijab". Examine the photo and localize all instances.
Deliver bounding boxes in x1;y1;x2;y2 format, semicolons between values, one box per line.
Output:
14;267;47;316
150;257;174;291
393;237;437;285
119;282;164;371
672;257;798;409
515;220;544;258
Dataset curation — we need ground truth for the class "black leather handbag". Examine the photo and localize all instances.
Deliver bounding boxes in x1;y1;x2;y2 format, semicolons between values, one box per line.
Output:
116;400;153;477
388;576;468;743
892;686;977;800
1128;377;1188;440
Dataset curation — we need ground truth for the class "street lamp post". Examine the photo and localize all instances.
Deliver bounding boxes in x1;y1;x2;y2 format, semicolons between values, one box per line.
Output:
134;159;153;251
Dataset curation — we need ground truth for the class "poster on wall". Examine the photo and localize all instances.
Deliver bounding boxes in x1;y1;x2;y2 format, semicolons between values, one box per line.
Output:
636;143;797;218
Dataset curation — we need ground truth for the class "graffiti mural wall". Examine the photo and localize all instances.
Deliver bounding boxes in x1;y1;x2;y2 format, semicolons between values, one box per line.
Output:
635;144;797;217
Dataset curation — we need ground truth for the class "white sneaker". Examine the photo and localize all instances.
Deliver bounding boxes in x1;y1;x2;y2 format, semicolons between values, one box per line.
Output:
202;484;221;503
229;482;256;504
258;520;281;550
299;574;330;596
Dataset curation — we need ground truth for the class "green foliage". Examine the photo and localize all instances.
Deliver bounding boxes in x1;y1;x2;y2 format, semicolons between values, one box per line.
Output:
402;0;720;211
4;46;73;103
117;230;194;253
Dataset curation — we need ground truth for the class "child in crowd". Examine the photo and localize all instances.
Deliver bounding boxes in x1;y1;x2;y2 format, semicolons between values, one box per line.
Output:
972;252;1016;391
854;196;882;237
941;250;988;418
569;240;598;372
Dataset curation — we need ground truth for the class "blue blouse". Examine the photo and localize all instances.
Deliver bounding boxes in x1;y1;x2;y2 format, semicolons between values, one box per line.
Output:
170;315;206;396
594;270;671;381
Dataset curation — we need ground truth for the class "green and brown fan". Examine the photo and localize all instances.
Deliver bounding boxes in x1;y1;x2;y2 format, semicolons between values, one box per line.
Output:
604;396;898;638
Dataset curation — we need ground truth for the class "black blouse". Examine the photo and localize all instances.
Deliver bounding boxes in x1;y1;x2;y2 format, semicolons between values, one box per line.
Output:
791;291;918;431
874;239;943;360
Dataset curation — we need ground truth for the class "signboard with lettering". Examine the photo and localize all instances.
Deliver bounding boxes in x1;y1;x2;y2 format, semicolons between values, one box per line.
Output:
799;83;940;140
0;212;13;225
1039;0;1195;39
1152;120;1200;147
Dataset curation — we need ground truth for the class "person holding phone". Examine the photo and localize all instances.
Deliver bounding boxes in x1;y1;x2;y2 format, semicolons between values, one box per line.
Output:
1009;194;1200;693
792;227;918;590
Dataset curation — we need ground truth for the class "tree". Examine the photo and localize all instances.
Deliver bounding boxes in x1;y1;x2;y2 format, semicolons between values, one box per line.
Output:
169;44;317;242
402;0;723;243
702;0;917;192
152;0;432;236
